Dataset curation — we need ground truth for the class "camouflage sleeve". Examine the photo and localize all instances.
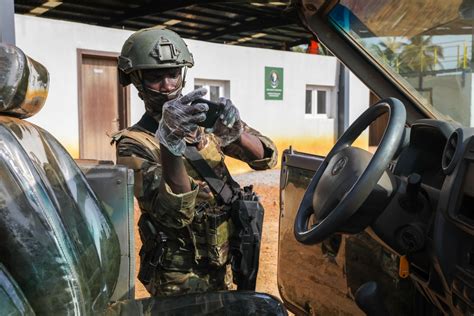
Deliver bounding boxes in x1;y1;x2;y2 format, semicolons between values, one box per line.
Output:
222;122;278;170
115;133;199;229
155;179;199;228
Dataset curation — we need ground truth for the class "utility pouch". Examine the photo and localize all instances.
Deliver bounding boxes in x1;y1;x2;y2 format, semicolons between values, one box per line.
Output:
230;186;265;291
205;208;232;267
137;213;167;285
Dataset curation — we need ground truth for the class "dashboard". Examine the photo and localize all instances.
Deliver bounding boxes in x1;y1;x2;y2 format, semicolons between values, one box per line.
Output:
394;120;453;190
372;119;474;315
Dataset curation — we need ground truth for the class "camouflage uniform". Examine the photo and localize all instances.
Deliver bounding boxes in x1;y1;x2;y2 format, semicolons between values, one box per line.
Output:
112;112;277;296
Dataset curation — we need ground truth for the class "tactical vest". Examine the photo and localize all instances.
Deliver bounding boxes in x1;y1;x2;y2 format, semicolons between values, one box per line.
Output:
112;128;234;274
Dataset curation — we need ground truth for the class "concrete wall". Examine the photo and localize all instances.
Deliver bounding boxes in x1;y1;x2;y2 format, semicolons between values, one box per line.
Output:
15;14;370;171
348;71;370;149
405;73;472;127
15;15;138;158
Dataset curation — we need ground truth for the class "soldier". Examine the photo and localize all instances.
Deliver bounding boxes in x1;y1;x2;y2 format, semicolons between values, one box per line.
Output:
112;27;277;296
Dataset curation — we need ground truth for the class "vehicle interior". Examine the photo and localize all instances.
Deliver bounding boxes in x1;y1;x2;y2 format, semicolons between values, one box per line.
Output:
278;0;474;315
1;0;474;315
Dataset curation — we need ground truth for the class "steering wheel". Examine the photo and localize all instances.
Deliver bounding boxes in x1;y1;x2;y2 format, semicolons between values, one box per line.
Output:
294;98;406;244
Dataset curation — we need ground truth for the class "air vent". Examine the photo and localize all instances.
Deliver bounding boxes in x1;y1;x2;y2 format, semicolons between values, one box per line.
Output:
388;160;397;173
442;129;462;174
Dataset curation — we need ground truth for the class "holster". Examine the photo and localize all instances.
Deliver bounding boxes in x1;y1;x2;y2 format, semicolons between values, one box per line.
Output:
137;213;167;285
230;185;264;291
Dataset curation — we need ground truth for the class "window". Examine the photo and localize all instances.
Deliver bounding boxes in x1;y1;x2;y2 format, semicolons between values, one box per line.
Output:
305;90;312;114
194;79;229;102
305;86;332;118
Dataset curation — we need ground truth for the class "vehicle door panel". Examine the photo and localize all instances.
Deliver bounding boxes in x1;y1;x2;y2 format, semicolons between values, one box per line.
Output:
278;149;362;315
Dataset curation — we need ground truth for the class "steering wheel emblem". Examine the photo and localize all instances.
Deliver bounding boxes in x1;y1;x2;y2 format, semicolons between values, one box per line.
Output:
331;157;348;175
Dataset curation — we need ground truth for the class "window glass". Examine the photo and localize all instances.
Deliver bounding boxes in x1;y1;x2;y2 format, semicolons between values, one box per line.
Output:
305;86;331;117
317;90;327;114
194;79;229;101
327;0;474;126
210;85;220;102
305;90;313;114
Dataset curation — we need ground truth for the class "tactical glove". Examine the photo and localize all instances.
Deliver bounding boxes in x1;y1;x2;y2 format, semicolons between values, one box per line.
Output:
207;97;243;146
157;88;208;156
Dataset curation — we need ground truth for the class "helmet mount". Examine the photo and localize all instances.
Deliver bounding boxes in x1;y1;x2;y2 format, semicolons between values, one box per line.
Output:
118;27;194;87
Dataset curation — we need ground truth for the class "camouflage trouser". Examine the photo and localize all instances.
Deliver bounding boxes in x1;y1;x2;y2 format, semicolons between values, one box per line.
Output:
145;264;233;296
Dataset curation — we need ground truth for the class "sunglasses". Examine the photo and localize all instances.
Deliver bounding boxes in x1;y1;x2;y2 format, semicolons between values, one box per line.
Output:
142;68;182;86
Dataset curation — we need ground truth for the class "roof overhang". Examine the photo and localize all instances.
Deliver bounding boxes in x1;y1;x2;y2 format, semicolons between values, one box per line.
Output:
14;0;314;50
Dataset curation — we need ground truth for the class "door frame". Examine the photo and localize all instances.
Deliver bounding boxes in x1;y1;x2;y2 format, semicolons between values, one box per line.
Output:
77;48;130;159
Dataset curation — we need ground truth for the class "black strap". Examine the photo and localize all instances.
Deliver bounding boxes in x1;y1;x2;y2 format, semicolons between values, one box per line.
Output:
184;146;236;205
135;114;238;203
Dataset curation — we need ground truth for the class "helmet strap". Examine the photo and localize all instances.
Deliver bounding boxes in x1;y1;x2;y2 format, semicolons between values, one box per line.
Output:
130;70;144;95
182;66;188;88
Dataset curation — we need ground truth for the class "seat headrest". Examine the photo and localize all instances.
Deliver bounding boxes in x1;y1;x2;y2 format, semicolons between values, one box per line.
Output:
0;44;49;118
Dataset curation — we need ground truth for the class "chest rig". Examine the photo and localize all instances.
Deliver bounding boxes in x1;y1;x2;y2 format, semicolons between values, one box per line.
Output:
112;115;236;279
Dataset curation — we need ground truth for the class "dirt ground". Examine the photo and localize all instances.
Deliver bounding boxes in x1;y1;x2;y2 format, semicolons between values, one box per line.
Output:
133;184;281;300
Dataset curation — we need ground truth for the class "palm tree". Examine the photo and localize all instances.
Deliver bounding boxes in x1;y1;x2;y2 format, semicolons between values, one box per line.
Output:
399;35;444;90
370;37;403;71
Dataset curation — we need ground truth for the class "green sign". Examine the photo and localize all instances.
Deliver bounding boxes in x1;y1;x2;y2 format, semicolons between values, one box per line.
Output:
264;67;283;100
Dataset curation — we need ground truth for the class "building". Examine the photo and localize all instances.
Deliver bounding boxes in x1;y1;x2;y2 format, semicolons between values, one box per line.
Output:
6;9;371;173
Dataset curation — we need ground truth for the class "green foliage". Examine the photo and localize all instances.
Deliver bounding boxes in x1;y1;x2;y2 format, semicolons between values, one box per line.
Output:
370;37;402;68
290;45;307;53
399;35;444;73
370;36;444;75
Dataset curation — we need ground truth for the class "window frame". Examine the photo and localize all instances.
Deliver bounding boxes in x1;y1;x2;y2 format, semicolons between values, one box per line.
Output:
305;85;333;119
194;79;230;102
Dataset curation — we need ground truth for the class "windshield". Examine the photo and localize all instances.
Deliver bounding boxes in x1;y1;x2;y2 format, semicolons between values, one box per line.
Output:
325;0;474;127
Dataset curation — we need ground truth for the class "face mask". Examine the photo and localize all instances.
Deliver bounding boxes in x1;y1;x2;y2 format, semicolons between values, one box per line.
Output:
141;86;182;121
131;68;185;121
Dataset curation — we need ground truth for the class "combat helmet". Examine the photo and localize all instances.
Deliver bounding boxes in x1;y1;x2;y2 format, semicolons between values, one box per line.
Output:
118;27;194;86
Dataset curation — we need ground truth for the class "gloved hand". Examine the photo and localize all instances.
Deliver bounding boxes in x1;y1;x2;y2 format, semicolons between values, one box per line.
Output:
156;88;208;156
206;97;243;146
